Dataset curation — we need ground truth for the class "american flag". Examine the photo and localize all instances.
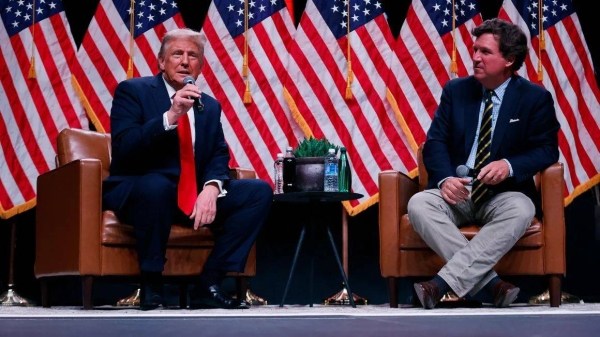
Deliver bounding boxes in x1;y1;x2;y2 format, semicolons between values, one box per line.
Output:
73;0;185;132
499;0;600;204
0;0;88;219
284;0;417;215
198;0;303;185
387;0;482;151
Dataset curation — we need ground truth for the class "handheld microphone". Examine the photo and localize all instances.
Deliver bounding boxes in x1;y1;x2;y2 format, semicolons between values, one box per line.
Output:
456;165;475;188
182;76;204;112
456;165;478;178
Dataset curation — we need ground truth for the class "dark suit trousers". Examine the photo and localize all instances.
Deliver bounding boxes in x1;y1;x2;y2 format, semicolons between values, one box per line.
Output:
103;173;272;273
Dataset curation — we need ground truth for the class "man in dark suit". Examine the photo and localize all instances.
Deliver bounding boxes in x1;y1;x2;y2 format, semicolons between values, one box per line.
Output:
103;29;272;310
407;19;560;309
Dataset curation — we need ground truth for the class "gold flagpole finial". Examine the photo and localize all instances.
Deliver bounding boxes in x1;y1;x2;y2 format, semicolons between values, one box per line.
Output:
28;1;37;79
127;0;135;79
243;0;252;104
345;0;353;100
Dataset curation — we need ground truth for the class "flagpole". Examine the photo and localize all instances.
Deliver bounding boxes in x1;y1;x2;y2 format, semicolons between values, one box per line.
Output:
127;0;135;79
243;0;252;104
28;0;37;78
450;0;457;76
537;0;545;81
345;0;353;100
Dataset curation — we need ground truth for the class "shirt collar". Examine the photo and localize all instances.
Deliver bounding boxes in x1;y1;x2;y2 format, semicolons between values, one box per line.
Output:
162;76;177;100
483;77;511;102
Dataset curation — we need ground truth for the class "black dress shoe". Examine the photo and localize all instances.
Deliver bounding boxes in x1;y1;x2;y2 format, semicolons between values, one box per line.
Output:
493;281;520;308
140;284;165;311
189;285;250;309
413;280;441;309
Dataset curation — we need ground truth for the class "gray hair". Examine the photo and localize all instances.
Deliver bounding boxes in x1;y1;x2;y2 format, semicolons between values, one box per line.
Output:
157;29;206;70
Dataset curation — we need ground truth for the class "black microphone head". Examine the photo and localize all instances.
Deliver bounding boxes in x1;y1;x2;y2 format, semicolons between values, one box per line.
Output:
456;165;470;178
183;76;195;86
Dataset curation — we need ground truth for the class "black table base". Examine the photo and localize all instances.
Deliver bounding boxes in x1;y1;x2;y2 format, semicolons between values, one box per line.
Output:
276;192;362;308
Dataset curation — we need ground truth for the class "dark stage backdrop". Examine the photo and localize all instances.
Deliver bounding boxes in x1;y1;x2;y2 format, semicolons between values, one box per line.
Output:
1;0;600;306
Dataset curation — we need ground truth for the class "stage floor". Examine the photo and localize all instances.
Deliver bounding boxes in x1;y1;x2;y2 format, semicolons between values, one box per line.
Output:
1;303;600;336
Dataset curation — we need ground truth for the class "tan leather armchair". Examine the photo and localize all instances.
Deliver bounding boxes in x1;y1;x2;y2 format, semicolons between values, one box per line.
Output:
379;145;565;308
35;128;257;309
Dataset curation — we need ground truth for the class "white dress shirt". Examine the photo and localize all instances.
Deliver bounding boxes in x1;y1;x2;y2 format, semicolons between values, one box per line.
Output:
161;77;227;197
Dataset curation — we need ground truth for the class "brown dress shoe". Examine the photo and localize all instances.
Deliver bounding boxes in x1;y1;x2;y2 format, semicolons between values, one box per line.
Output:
493;281;520;308
413;280;441;309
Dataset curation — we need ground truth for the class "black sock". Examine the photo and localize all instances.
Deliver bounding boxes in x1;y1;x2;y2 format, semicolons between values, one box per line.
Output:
197;268;227;288
432;275;450;297
485;276;502;294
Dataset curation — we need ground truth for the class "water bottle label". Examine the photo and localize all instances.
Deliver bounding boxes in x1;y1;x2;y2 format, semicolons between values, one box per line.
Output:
325;163;337;175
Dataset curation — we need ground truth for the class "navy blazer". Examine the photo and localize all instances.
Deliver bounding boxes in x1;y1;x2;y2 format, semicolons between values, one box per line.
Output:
423;75;560;213
104;73;230;205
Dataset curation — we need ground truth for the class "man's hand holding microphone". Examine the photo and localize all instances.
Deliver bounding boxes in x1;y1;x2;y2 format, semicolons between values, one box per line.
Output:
440;160;510;205
166;75;203;126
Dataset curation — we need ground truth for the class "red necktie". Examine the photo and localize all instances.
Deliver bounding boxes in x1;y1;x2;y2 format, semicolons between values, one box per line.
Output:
177;113;197;215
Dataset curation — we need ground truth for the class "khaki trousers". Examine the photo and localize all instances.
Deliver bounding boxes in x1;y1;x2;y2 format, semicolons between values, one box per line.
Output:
407;189;534;297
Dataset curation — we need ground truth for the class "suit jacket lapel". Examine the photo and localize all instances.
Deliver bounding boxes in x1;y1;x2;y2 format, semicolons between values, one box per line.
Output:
464;80;483;159
491;76;521;159
150;74;171;118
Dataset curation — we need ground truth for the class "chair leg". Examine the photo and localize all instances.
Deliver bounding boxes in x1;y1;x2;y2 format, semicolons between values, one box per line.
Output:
179;283;188;309
549;274;561;307
387;277;398;308
82;276;94;310
236;276;249;302
40;278;50;308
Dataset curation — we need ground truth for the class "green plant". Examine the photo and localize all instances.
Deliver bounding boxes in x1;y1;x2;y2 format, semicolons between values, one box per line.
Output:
293;136;339;157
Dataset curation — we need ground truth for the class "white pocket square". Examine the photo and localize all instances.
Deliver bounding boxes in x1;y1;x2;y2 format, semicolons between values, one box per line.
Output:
509;118;520;123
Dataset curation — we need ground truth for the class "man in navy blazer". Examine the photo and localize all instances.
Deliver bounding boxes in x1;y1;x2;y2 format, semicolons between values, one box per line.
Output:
103;29;272;310
408;19;559;309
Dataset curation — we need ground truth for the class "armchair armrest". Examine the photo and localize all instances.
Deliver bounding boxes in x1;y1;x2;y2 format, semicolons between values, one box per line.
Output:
540;162;565;275
229;167;256;180
35;159;103;278
378;170;419;276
